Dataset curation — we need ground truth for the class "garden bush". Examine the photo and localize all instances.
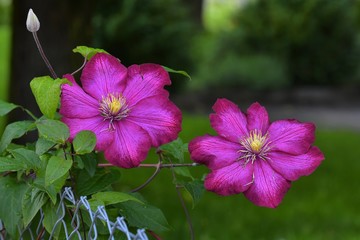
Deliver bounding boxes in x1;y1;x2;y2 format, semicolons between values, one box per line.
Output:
92;0;199;91
194;0;360;89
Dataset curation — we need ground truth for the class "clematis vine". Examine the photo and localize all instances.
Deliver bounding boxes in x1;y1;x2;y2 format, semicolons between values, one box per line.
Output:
60;53;182;168
189;99;324;208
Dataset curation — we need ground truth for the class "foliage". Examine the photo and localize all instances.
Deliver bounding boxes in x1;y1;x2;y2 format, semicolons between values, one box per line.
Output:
0;25;11;134
0;45;202;239
0;1;11;26
194;0;360;89
93;0;199;91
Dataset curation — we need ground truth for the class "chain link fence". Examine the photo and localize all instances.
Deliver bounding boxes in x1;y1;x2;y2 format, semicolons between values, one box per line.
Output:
0;187;148;240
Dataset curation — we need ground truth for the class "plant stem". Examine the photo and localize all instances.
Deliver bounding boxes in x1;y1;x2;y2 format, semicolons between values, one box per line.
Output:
130;161;162;192
167;155;195;240
36;227;45;240
98;162;200;168
32;32;58;79
22;107;38;120
71;56;88;75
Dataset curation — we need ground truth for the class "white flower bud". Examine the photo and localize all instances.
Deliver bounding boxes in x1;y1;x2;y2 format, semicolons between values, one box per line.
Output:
26;9;40;32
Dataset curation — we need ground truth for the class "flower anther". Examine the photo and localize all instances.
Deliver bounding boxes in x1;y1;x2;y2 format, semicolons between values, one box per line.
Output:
239;129;271;164
99;93;129;129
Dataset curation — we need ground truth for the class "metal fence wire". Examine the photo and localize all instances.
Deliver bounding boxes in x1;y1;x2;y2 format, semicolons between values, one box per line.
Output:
0;187;148;240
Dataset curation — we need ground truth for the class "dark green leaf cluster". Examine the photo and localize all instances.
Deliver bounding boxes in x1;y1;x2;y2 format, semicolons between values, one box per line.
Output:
195;0;360;89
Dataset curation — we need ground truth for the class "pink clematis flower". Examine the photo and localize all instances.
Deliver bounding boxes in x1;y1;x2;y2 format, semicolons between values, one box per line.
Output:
189;99;324;208
60;53;182;168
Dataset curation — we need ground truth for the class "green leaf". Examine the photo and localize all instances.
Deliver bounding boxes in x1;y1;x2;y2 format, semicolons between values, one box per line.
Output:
0;100;19;117
36;119;69;144
10;148;42;170
43;201;61;238
34;174;66;205
81;153;98;177
76;168;120;196
162;66;192;80
33;155;67;204
35;137;55;155
0;156;26;172
22;187;48;226
0;120;36;153
118;201;170;232
183;180;205;208
74;155;84;169
45;156;72;186
73;130;97;154
160;138;188;163
173;167;194;180
30;76;69;119
73;46;108;60
91;191;143;206
0;177;29;237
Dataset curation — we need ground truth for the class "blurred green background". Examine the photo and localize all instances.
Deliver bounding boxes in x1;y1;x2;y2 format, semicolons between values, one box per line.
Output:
1;0;360;239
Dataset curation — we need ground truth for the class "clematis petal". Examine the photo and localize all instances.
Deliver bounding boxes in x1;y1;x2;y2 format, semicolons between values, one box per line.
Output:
268;120;315;155
60;74;99;118
267;146;324;181
204;162;254;195
104;120;151;168
210;98;248;143
246;102;270;134
127;95;182;147
61;117;114;151
123;64;171;107
244;160;291;208
81;53;127;99
189;135;241;170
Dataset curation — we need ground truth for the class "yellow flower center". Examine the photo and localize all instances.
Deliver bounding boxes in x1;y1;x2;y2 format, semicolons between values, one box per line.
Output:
99;93;130;130
239;129;270;165
248;130;267;153
109;97;122;115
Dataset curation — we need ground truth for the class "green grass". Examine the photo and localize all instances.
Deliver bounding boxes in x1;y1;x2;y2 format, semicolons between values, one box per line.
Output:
117;115;360;240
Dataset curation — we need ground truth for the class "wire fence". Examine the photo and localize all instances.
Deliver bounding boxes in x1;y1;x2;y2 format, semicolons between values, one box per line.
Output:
0;187;148;240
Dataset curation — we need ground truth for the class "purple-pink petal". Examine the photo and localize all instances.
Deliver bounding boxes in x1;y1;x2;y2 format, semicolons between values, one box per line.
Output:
267;146;324;181
81;53;127;100
126;95;182;147
189;135;240;170
104;120;151;168
123;64;171;107
210;98;248;142
61;117;114;151
204;162;254;195
246;102;270;134
268;120;315;155
60;75;99;119
244;160;291;208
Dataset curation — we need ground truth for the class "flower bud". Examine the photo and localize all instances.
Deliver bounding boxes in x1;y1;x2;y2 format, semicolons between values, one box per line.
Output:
26;9;40;32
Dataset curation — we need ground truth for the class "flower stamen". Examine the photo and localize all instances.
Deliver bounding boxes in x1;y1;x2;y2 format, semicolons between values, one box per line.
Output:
99;93;130;130
238;129;271;165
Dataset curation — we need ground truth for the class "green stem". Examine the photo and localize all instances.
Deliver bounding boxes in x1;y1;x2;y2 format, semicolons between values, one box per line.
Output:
21;107;38;120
